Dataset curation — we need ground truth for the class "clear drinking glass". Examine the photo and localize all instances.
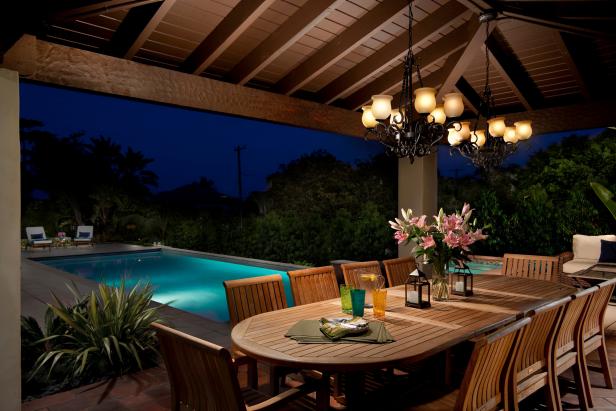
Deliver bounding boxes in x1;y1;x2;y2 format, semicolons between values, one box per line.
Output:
340;285;353;314
372;289;387;319
351;289;366;317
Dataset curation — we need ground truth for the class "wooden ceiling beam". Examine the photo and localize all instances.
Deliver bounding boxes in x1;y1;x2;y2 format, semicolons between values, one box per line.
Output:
316;2;470;105
550;30;590;100
434;16;486;102
485;28;543;110
48;0;162;22
227;0;343;86
273;0;409;96
344;20;476;111
180;0;276;75
454;77;481;113
103;0;175;58
2;35;366;138
559;32;608;99
458;0;614;38
123;0;175;59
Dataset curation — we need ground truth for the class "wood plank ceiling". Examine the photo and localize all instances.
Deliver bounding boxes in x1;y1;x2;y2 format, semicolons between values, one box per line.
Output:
6;0;616;128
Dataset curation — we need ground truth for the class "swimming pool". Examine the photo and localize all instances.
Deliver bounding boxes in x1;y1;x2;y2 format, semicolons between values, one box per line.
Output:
37;250;295;323
450;260;502;274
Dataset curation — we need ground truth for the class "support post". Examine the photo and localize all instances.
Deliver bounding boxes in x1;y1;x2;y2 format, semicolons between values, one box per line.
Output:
0;68;21;410
397;154;438;257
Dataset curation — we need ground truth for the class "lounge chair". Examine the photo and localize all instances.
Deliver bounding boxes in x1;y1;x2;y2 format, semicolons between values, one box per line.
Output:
25;226;52;250
74;225;94;246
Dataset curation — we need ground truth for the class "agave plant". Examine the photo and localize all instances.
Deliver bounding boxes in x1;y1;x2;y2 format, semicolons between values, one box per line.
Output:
30;280;161;381
590;182;616;221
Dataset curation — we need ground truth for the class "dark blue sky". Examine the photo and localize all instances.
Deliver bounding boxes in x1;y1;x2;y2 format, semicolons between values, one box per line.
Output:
20;82;384;195
20;81;603;194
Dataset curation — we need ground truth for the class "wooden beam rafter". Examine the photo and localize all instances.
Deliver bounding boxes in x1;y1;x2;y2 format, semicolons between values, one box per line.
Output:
48;0;162;22
226;0;343;86
316;2;470;105
435;16;488;101
454;77;481;114
273;0;409;96
179;0;276;75
485;28;543;110
103;0;175;58
3;35;365;138
559;32;609;99
550;30;590;100
123;0;175;59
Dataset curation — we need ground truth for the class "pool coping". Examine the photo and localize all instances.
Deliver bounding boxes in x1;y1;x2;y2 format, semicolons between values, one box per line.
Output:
28;244;308;273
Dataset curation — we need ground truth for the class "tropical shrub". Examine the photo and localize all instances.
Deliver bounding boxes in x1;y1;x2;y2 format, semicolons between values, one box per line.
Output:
22;280;161;398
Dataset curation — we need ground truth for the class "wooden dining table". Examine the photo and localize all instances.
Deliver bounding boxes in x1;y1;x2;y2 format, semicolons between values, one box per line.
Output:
231;274;575;409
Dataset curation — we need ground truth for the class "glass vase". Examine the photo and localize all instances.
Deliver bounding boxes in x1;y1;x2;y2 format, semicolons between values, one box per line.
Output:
431;262;450;301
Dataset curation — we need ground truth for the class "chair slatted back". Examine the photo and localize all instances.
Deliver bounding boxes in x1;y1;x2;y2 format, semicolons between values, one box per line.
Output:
555;288;595;357
223;274;287;327
153;323;245;411
502;253;560;282
341;261;382;289
382;257;416;287
582;279;616;340
456;318;530;411
513;298;569;385
287;266;339;306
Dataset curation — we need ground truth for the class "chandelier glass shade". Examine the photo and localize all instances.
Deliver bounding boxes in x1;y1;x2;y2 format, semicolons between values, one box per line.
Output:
360;0;464;162
448;12;533;169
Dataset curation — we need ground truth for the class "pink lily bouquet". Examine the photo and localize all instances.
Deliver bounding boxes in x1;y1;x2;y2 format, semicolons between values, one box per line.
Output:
389;203;487;300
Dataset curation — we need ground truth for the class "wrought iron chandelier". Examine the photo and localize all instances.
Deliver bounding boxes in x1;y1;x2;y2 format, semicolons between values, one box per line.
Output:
360;0;465;163
448;12;533;169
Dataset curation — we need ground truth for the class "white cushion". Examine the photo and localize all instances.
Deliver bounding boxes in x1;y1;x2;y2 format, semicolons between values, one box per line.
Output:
563;258;596;274
31;239;52;245
573;234;616;261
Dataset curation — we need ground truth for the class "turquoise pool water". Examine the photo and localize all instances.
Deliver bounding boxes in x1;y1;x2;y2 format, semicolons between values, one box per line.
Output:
448;260;501;274
39;251;292;322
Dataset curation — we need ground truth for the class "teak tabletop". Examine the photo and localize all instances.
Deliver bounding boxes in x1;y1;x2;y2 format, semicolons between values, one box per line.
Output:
231;274;574;373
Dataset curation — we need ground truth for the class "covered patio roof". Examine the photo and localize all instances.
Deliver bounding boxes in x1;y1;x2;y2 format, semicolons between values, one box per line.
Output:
2;0;615;137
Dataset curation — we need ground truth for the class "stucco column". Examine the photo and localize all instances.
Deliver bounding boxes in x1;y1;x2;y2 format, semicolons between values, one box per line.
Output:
397;153;438;257
0;68;21;410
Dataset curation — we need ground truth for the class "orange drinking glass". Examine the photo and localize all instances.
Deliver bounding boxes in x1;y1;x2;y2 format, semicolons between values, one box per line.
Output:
372;289;387;319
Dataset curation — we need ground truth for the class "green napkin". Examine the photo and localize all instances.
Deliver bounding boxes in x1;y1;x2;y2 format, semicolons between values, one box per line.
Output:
285;319;394;344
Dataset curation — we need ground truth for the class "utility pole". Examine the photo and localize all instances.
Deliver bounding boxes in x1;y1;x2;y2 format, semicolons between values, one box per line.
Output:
234;145;247;229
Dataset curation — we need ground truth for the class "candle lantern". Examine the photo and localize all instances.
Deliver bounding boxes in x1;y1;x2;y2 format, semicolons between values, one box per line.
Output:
451;261;473;297
405;268;431;308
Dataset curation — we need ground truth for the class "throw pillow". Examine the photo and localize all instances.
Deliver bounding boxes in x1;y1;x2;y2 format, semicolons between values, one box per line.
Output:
78;232;90;239
31;233;44;240
599;240;616;263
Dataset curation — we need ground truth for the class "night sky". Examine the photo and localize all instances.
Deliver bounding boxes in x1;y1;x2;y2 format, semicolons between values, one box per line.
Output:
20;82;603;195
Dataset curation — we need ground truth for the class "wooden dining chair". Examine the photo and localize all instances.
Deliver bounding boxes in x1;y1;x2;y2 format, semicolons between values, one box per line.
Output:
505;296;570;410
153;323;315;411
407;317;530;411
548;287;595;410
223;274;288;393
287;266;339;306
341;260;382;289
382;256;416;287
502;253;561;282
578;278;616;408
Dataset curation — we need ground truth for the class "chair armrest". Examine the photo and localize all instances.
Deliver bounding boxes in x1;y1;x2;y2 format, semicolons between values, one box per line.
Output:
233;352;256;368
559;251;574;263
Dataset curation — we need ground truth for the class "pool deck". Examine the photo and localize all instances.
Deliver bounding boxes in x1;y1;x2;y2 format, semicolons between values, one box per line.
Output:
22;243;232;347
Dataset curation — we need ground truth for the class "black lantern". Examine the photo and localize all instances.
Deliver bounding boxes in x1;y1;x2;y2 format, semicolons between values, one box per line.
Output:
451;261;473;297
405;268;431;308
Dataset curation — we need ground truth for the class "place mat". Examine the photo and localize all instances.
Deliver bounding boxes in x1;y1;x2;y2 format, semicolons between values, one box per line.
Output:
285;319;394;344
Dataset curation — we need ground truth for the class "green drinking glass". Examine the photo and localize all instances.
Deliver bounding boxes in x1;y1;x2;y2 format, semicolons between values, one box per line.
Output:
350;289;366;318
340;285;353;314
